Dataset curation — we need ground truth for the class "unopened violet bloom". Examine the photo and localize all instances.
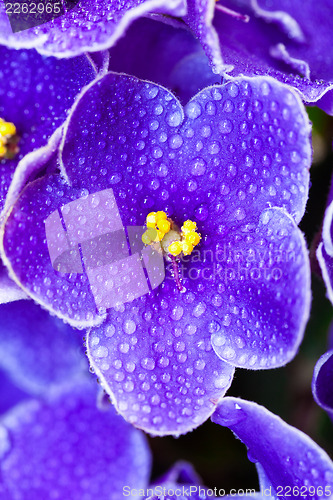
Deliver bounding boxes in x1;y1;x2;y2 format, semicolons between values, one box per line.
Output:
0;380;151;499
182;0;333;113
316;181;333;305
0;0;185;58
1;72;311;435
312;320;333;422
312;349;333;422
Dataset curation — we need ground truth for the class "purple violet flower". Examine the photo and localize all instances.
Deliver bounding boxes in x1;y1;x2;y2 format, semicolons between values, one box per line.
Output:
0;0;186;58
182;0;333;113
1;72;312;435
0;380;152;499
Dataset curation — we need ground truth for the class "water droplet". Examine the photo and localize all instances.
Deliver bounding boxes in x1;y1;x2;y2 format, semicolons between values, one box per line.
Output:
219;119;233;134
123;319;136;335
191;158;206;176
171;305;184;321
185;102;202;119
166;110;182;127
141;358;155;370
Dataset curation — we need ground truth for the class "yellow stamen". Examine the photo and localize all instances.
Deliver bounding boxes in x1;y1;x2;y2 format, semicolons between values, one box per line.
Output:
0;118;19;159
0;119;16;137
185;231;201;246
156;219;171;233
168;241;182;256
182;220;197;233
182;241;194;256
155;211;167;221
143;212;201;259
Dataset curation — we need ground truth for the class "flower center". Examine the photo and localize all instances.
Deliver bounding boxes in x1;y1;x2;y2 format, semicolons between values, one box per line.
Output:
142;211;201;292
0;118;19;159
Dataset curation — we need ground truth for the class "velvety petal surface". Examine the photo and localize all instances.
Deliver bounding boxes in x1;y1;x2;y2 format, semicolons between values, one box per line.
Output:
0;46;95;214
213;397;333;498
187;0;333;110
108;17;220;105
0;384;151;500
0;0;186;58
1;175;106;328
0;300;89;396
210;208;311;369
183;0;226;74
61;73;311;223
87;292;235;435
0;368;28;415
0;260;27;303
312;350;333;420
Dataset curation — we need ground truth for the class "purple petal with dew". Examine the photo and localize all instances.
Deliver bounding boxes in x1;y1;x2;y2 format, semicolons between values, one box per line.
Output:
0;0;186;58
0;300;89;396
0;383;152;500
1;174;107;329
108;17;220;105
61;73;311;224
2;126;62;217
184;0;228;74
87;278;235;435
212;397;333;499
207;0;333;110
0;46;95;214
2;74;311;328
210;208;311;369
251;0;333;83
312;350;333;420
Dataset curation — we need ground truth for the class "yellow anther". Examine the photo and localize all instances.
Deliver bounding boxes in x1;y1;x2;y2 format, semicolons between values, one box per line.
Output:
182;241;194;256
146;212;157;227
144;211;201;260
0;119;16;137
186;231;201;246
0;118;19;159
142;227;159;245
182;220;197;233
168;241;182;256
156;230;165;241
155;211;167;221
156;219;171;233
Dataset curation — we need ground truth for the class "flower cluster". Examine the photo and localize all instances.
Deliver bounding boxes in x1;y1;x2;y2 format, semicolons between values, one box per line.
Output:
0;0;332;498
